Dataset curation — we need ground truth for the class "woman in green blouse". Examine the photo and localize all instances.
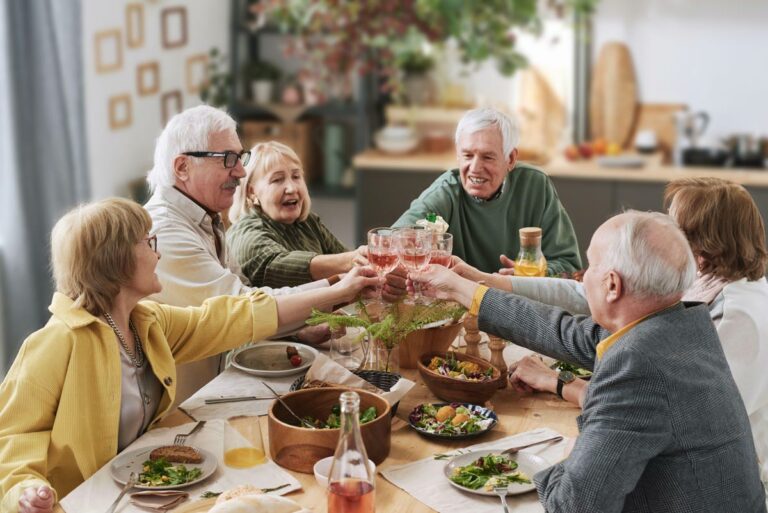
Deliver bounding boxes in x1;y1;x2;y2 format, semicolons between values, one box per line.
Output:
228;141;366;288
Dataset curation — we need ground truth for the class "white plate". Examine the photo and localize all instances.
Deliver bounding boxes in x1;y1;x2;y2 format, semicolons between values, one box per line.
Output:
443;450;549;496
231;342;318;377
110;445;217;490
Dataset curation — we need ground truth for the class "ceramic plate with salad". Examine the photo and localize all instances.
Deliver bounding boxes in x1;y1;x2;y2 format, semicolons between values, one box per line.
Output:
443;450;548;496
110;445;217;490
408;402;497;440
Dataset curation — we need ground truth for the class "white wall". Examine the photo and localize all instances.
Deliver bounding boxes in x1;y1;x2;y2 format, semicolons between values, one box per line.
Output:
82;0;230;199
593;0;768;141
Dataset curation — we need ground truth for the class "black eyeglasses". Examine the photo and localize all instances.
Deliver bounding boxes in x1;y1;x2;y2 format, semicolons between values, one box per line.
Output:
182;150;251;169
143;234;158;252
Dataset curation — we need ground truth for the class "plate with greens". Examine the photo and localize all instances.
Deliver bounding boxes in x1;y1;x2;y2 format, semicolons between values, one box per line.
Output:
409;402;497;440
551;360;593;379
443;450;548;496
110;445;217;490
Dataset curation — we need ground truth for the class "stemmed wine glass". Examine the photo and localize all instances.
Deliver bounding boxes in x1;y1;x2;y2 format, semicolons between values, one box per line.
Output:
367;227;399;302
430;233;453;267
395;226;433;304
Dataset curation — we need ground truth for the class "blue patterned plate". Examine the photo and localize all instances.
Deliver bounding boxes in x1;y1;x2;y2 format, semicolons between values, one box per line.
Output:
408;402;497;440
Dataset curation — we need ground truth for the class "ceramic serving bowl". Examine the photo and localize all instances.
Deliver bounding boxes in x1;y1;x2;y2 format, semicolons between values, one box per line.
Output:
417;352;503;404
267;387;391;474
313;456;376;488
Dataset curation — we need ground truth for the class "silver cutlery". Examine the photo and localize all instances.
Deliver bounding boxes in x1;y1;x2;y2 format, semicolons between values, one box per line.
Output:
204;396;273;404
173;420;206;445
493;485;510;513
502;435;564;456
261;381;316;429
106;471;136;513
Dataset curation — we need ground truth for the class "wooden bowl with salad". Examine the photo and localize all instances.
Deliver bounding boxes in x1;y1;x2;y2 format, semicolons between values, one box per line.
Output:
417;352;503;404
267;387;391;474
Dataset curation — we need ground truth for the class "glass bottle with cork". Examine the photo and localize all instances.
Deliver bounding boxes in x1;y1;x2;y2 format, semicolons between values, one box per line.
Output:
514;227;547;277
328;391;376;513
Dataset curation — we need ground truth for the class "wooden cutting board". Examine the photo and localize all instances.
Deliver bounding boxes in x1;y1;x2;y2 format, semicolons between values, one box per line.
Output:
516;66;566;163
590;42;638;148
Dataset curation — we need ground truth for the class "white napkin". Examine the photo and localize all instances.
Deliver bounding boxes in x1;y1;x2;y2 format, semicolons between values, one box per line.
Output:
180;367;299;420
302;353;416;407
60;419;301;513
380;427;568;513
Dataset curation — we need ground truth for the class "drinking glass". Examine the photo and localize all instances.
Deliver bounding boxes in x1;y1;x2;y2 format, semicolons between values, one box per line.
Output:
395;226;433;303
223;415;266;468
330;326;366;370
430;233;453;267
367;227;399;301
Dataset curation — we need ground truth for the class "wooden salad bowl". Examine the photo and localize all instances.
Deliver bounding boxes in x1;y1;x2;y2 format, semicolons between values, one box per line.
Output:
267;387;391;474
398;320;463;369
417;351;503;404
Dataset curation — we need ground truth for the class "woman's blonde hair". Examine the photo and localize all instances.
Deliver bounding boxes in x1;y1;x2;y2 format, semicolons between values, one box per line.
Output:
229;141;311;224
664;177;768;281
51;197;153;315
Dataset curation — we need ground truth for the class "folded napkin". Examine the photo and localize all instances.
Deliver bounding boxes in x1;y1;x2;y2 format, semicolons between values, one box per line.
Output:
129;490;188;511
180;367;298;420
60;419;301;513
302;353;416;406
380;427;568;513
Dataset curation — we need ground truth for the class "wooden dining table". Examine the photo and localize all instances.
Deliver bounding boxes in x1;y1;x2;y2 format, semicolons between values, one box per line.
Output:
55;348;581;513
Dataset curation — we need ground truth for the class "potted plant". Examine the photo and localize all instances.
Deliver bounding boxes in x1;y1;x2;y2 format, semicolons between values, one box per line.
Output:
199;47;231;108
307;300;466;373
242;59;282;105
397;50;436;106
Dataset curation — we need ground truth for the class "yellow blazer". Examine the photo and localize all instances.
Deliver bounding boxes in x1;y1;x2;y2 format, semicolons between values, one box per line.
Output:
0;291;277;513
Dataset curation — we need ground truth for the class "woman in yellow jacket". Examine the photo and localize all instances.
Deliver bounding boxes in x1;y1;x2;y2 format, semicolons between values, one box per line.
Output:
0;198;379;513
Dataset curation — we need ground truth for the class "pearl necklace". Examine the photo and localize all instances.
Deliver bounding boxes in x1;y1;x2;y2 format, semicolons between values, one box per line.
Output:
104;312;145;368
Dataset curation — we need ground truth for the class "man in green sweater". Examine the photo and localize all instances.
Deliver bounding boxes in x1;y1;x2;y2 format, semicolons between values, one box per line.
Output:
393;107;582;275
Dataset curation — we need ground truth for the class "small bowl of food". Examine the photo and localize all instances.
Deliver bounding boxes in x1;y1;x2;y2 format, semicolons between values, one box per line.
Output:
313;456;376;488
408;402;497;440
417;352;502;404
267;387;391;474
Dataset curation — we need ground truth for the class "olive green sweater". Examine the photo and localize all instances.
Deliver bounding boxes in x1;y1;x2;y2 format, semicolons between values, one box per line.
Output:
394;165;582;274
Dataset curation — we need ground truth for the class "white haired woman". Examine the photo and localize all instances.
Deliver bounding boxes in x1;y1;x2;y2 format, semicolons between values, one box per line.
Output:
0;198;379;513
227;141;366;288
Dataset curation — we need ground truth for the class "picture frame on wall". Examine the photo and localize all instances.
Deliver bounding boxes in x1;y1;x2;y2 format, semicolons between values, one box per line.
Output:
108;94;132;130
161;91;183;126
126;3;144;49
185;54;209;95
161;7;188;49
137;62;160;96
94;29;123;73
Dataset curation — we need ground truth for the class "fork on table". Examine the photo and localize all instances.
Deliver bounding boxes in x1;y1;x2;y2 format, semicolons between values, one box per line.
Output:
105;472;136;513
173;420;206;445
493;485;510;513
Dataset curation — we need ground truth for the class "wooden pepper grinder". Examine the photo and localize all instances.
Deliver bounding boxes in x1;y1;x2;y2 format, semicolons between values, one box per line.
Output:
488;335;508;389
463;315;481;358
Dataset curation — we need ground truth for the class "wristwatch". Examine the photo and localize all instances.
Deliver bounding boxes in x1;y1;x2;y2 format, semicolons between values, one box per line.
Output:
556;370;576;399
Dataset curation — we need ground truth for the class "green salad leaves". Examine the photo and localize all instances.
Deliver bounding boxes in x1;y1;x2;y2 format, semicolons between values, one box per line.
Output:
450;454;530;491
303;404;378;429
139;457;202;487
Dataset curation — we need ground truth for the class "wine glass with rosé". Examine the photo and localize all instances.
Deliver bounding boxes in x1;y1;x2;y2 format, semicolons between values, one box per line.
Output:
430;233;453;267
367;227;399;301
394;226;433;304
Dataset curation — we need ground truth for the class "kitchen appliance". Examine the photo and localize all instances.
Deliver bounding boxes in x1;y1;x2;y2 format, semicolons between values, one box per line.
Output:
673;110;709;166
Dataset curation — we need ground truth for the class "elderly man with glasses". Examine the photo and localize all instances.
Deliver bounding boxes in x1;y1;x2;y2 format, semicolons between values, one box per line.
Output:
144;105;334;404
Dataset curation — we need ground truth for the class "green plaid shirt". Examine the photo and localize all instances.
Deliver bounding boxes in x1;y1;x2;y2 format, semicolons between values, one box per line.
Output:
227;209;348;288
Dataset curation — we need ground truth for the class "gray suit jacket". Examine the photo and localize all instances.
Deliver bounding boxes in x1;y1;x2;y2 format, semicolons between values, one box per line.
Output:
478;289;766;513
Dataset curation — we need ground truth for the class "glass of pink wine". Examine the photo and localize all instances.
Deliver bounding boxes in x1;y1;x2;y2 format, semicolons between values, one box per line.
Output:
430;233;453;267
367;227;399;301
395;226;433;304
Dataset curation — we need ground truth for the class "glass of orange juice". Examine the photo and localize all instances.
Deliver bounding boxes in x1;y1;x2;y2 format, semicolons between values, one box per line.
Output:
223;415;267;468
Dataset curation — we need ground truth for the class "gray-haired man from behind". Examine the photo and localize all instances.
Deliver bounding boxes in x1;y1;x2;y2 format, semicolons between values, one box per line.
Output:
409;211;766;512
145;105;332;404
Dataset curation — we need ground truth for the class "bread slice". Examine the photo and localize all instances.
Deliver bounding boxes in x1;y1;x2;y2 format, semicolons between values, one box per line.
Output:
149;445;202;464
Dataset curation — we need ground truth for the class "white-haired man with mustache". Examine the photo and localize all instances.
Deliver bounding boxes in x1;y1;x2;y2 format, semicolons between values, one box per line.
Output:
145;105;332;404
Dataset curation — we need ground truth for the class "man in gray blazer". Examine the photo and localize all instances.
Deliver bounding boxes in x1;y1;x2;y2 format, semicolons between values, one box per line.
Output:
410;211;766;512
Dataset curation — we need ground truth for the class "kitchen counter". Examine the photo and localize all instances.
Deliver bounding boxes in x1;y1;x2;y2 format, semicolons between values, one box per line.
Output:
353;149;768;262
354;149;768;186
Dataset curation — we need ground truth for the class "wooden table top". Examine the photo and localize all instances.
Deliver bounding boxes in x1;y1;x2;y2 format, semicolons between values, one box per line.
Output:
56;366;580;513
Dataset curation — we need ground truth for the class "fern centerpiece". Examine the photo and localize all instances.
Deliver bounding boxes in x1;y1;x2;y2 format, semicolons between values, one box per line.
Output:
307;300;466;373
